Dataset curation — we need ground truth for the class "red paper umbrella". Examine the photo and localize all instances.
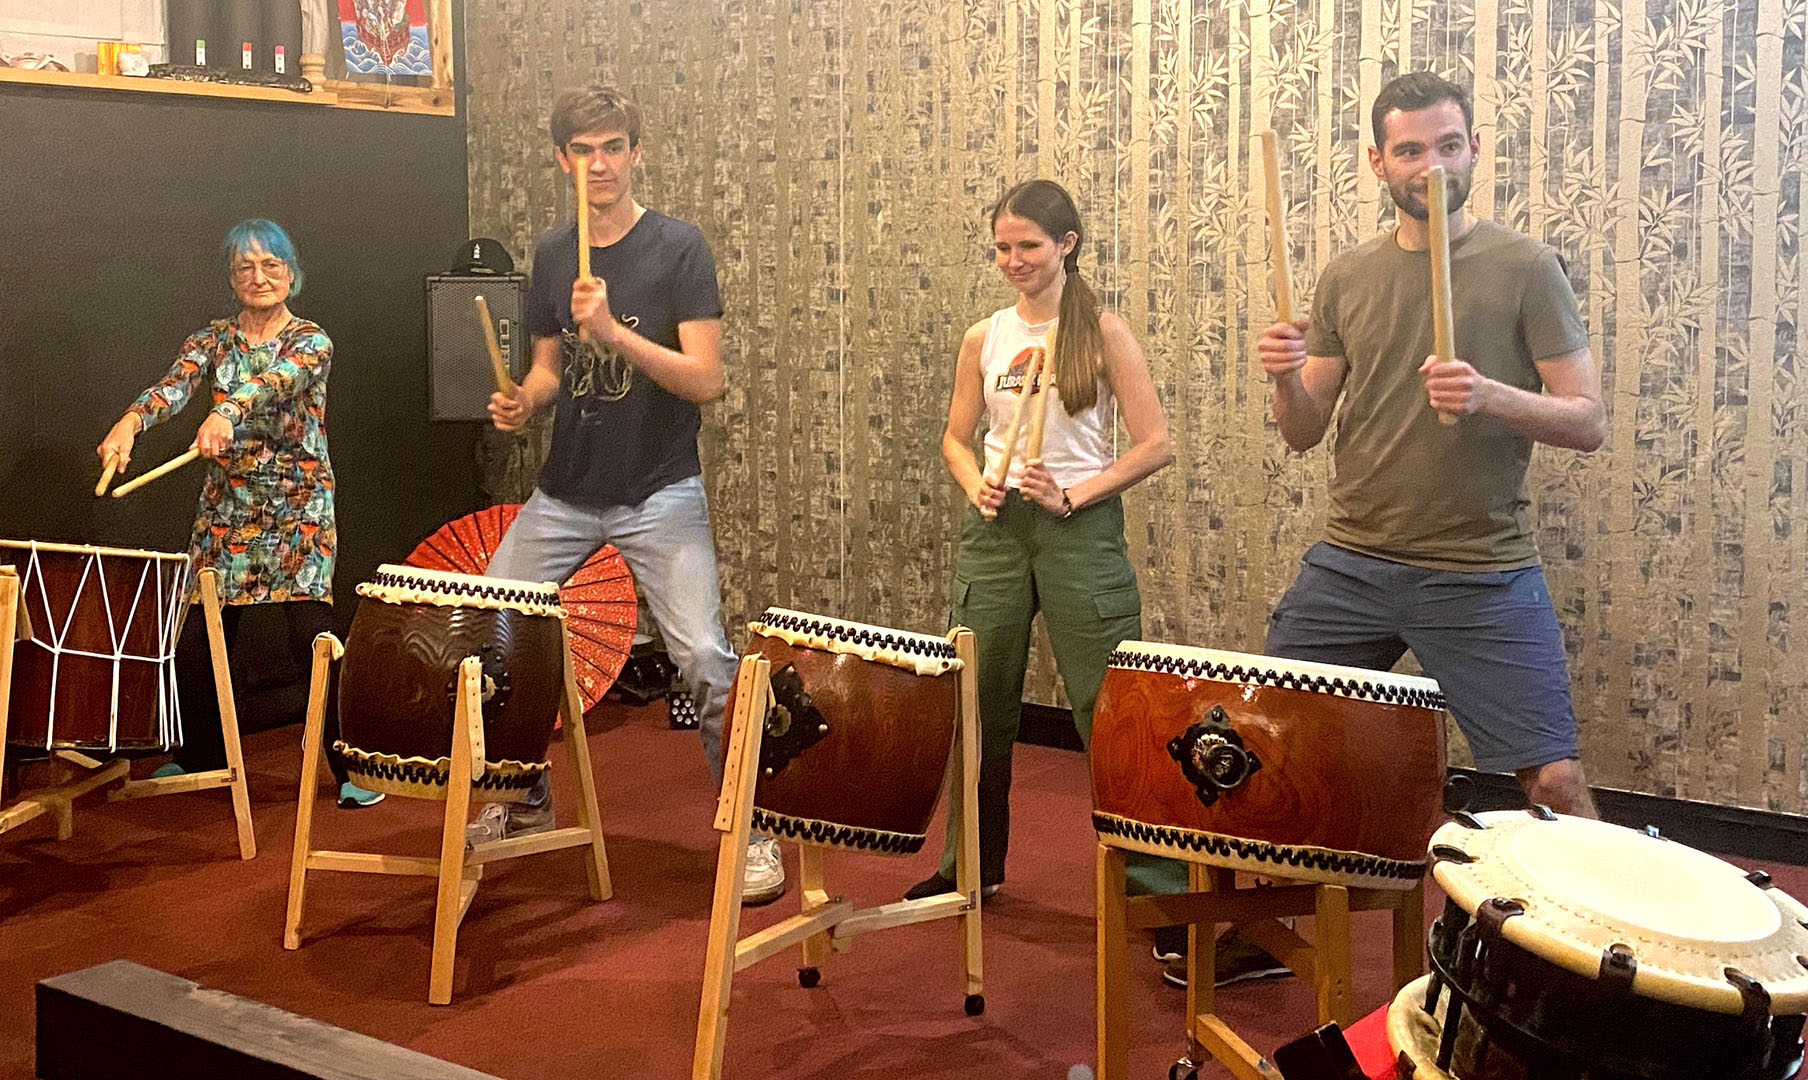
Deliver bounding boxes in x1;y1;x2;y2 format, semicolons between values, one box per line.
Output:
405;502;521;572
404;505;636;712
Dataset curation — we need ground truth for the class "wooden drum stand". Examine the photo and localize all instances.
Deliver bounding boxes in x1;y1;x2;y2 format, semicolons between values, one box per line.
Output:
282;623;611;1005
0;564;255;858
693;629;984;1079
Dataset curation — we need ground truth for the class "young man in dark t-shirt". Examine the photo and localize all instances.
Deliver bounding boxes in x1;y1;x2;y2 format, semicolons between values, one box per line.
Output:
469;86;784;905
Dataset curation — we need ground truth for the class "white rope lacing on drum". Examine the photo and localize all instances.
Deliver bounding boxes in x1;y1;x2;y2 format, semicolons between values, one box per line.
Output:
97;554;120;751
23;545;56;751
158;563;194;749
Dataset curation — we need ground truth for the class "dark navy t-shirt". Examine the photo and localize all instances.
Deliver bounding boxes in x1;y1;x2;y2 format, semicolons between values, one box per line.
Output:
526;210;723;506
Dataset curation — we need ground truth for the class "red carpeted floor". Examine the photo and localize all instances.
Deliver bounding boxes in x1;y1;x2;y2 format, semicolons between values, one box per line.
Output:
4;703;1805;1080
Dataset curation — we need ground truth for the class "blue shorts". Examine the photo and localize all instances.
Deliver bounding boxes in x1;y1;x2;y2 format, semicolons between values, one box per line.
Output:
1263;542;1579;772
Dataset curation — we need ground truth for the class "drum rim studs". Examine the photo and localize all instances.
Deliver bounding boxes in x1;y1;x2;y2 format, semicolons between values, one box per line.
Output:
1599;941;1638;990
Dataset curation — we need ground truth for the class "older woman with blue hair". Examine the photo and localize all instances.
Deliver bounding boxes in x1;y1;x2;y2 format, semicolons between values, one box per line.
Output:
97;219;381;808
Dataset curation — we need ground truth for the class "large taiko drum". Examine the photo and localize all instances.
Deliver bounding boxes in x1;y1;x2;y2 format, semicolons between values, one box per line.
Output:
1089;642;1448;889
725;608;963;855
1387;810;1808;1080
335;565;567;802
2;540;191;756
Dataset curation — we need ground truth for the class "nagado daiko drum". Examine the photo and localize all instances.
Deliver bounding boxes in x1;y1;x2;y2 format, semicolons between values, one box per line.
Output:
1090;642;1448;888
724;608;963;855
335;565;567;802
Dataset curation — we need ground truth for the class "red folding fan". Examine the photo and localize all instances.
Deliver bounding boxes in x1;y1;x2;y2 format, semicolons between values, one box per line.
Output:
404;504;636;712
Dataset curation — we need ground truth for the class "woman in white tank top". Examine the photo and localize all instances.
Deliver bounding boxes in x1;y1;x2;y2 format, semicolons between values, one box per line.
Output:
906;180;1173;901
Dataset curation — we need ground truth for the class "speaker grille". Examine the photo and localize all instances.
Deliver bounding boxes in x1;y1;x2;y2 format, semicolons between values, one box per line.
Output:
426;274;527;422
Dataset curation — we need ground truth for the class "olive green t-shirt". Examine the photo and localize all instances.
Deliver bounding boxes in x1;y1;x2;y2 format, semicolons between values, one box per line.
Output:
1305;220;1588;571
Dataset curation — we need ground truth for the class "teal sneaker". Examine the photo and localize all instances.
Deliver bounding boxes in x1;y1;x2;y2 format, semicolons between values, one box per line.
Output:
337;781;385;809
150;761;186;779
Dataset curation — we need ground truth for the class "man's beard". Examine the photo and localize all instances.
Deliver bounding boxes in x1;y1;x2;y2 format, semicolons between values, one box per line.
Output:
1390;169;1472;221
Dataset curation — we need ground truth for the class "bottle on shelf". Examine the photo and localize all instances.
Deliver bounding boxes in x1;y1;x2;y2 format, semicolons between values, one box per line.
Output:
264;0;303;76
163;0;217;67
218;2;261;71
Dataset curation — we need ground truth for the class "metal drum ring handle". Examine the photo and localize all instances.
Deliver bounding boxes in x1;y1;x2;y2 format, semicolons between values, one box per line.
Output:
1166;704;1262;808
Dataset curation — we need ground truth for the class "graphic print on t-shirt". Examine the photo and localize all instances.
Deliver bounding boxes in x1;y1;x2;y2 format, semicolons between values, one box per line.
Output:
561;312;641;416
993;346;1047;395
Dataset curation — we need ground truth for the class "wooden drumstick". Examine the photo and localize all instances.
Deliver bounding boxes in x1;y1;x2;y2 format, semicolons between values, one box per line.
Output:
573;152;592;281
1021;341;1055;461
1427;164;1459;425
981;347;1047;518
110;447;200;498
1258;130;1292;322
95;452;119;497
473;295;515;396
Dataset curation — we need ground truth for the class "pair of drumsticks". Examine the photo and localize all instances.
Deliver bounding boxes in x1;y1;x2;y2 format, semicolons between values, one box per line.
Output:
97;166;596;492
982;339;1057;520
97;260;532;502
471;151;602;404
1259;130;1459;425
95;447;200;499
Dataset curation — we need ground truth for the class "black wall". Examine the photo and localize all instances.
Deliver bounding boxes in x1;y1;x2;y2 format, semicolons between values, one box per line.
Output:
0;85;481;640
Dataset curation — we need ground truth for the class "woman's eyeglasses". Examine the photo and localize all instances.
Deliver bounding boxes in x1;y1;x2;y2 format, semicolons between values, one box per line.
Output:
231;259;291;281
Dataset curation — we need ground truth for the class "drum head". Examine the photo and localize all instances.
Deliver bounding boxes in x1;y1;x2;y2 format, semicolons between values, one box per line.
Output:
748;608;961;677
1388;976;1542;1080
1431;811;1808;1014
358;564;564;617
1107;640;1443;707
1388;977;1457;1080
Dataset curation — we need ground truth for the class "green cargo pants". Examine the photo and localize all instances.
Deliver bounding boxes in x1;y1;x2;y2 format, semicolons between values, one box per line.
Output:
934;493;1185;897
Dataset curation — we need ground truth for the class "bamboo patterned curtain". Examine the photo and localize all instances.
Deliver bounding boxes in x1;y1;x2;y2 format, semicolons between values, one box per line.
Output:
466;0;1807;815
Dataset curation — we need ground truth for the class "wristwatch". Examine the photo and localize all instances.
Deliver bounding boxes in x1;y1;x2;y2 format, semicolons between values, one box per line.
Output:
1059;490;1074;519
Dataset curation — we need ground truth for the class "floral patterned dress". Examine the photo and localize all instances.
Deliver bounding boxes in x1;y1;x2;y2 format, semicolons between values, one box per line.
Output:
127;317;336;605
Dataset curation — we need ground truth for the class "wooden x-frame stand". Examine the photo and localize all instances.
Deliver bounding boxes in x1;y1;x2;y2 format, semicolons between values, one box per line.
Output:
693;629;984;1080
1096;851;1426;1080
283;621;611;1005
0;567;255;858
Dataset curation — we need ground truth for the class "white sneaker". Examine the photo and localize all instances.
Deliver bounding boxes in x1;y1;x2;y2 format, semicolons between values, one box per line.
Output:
742;835;786;905
465;803;509;848
464;800;554;849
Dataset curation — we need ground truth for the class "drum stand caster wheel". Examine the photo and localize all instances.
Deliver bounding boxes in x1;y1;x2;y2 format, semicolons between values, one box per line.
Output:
797;967;821;988
964;993;985;1016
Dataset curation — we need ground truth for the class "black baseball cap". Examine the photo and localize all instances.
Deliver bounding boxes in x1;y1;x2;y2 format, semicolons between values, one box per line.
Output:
451;237;515;274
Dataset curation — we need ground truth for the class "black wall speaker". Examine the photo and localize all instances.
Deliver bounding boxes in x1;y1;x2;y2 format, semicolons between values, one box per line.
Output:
425;273;528;422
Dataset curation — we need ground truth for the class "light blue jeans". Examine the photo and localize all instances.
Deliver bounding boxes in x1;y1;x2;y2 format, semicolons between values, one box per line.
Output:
486;476;740;805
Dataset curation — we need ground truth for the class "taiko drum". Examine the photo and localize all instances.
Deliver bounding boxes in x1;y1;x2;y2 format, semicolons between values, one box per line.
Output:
336;565;566;802
1090;642;1448;888
724;608;962;855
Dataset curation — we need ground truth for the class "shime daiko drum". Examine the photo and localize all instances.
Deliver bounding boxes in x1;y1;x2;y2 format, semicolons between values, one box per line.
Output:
335;565;566;802
725;608;963;855
2;540;191;756
1387;810;1808;1080
1090;642;1447;888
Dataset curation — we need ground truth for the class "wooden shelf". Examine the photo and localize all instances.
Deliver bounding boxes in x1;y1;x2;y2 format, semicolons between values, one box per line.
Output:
0;66;454;115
